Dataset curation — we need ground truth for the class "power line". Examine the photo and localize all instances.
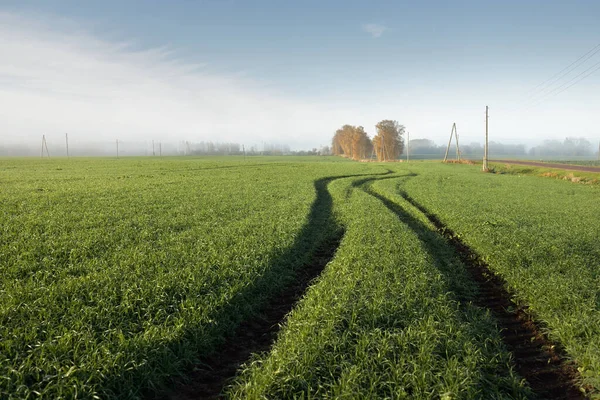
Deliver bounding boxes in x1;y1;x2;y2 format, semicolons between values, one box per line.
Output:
521;58;600;111
525;42;600;99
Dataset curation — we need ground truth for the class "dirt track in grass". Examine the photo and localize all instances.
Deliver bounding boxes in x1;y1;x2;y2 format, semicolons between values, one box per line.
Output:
154;174;373;400
160;234;343;400
398;191;589;400
158;170;591;400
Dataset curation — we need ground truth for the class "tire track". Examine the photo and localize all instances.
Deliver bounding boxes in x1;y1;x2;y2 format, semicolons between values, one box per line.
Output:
163;232;344;400
394;189;589;399
158;172;391;400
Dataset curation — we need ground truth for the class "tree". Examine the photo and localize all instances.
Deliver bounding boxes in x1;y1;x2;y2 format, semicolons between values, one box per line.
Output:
331;134;343;155
373;120;404;161
351;126;372;160
528;137;593;158
332;125;354;157
319;145;331;155
408;138;445;159
564;137;592;157
409;138;436;150
332;124;373;160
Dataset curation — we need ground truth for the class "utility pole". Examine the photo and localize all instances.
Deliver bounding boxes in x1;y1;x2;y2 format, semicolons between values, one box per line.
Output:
455;128;460;161
159;142;162;157
65;133;69;158
406;131;410;162
242;144;246;161
483;106;489;171
116;139;119;159
152;140;155;156
41;135;50;158
444;124;454;162
443;123;460;162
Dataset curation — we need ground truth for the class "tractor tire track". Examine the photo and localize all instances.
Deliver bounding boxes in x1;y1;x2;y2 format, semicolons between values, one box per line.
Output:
395;190;589;399
163;232;343;400
158;172;391;400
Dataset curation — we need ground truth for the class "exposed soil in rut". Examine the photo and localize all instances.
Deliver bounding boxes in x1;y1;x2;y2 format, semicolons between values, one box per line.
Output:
153;173;389;400
160;233;343;400
156;170;592;399
400;192;590;399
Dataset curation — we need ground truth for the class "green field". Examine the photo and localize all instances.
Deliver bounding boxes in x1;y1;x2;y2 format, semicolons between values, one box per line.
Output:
545;160;600;167
1;157;599;399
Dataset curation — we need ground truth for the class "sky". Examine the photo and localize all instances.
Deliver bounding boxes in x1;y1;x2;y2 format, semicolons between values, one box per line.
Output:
1;0;599;151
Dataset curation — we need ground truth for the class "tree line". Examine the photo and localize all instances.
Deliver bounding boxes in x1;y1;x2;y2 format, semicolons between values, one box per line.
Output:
332;120;405;161
408;137;597;159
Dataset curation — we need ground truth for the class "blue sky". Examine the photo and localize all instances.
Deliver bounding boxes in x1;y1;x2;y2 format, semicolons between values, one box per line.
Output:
1;0;599;150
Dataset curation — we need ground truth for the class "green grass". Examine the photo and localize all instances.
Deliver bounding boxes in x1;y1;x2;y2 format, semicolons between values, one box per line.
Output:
542;160;600;167
0;157;378;398
489;161;600;184
229;172;529;399
393;162;600;393
3;157;600;398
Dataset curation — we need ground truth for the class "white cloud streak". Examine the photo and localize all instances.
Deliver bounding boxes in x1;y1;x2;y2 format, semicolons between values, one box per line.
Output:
362;23;387;38
3;12;593;153
0;12;347;149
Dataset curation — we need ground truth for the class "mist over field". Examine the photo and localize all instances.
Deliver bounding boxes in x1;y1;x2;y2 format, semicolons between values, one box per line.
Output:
3;136;598;160
1;4;599;153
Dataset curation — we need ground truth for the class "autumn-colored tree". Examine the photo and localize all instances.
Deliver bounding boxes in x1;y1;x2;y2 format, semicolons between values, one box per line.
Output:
340;125;354;156
332;125;373;160
331;134;343;155
351;126;372;160
373;120;404;161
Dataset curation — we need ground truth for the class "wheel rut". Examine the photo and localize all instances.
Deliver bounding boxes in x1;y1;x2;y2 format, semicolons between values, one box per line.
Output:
161;232;344;400
157;172;391;400
157;170;590;399
396;190;590;400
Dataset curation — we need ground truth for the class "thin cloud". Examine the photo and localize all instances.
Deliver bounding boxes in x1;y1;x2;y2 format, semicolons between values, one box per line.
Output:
362;23;387;38
0;11;352;149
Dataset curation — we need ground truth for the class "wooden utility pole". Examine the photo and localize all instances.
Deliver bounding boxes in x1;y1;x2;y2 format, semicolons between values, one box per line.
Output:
41;135;50;158
242;144;246;161
483;106;489;171
443;123;460;162
159;142;162;157
455;128;460;161
406;131;410;162
444;124;454;162
65;133;69;158
152;140;155;156
116;139;119;159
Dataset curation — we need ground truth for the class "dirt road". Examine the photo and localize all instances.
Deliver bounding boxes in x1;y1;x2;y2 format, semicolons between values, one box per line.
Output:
492;159;600;173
